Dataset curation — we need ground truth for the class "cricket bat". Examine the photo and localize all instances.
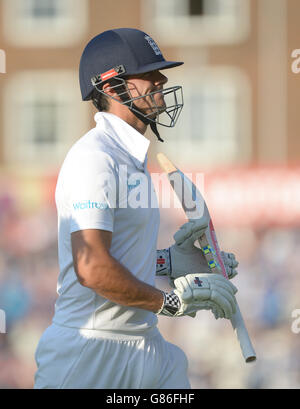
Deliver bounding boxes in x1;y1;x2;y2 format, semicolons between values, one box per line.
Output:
157;152;256;363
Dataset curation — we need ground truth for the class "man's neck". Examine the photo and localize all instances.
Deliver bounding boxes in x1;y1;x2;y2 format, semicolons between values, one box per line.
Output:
107;105;148;136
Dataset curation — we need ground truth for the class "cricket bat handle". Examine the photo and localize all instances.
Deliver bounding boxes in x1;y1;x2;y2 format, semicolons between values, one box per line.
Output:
198;236;256;363
230;304;256;363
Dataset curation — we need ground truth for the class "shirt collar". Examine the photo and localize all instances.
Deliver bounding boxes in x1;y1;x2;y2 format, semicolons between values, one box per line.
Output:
94;112;150;171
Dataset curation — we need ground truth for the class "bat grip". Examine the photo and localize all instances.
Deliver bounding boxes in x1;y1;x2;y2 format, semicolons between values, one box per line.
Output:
198;236;256;363
230;304;256;363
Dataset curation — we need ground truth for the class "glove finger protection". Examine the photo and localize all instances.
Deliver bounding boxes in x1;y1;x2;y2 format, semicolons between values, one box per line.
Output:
227;252;239;268
173;220;208;251
187;299;225;320
204;300;225;319
221;251;239;279
203;274;238;317
210;286;236;319
213;283;237;311
191;282;236;319
174;273;237;320
221;251;239;269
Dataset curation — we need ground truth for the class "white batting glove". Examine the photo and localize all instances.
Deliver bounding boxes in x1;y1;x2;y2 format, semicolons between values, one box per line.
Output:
174;273;238;319
173;219;208;250
220;251;238;279
156;220;239;285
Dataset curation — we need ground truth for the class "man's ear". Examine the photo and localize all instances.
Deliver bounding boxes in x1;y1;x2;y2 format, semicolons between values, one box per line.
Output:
102;81;115;97
102;80;127;102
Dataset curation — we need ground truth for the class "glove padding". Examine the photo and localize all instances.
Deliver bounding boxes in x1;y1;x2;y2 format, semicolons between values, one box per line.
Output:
173;219;208;250
220;251;238;279
168;245;239;283
157;220;239;285
173;273;238;319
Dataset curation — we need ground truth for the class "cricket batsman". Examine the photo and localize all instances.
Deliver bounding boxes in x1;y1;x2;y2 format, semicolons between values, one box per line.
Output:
34;28;239;389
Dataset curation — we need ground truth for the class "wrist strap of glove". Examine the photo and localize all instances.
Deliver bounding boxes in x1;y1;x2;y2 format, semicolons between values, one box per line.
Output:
156;291;181;317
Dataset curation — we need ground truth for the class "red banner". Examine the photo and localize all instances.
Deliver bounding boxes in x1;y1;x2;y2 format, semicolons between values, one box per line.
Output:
197;166;300;227
150;165;300;228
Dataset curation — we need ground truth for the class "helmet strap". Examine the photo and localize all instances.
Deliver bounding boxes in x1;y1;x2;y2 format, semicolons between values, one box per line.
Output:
130;103;164;143
150;122;164;143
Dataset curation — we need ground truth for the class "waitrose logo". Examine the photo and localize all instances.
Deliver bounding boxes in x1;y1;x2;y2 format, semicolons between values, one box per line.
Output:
73;200;108;210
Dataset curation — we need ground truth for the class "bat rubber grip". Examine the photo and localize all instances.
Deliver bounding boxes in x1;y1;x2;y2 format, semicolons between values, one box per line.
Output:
230;304;256;362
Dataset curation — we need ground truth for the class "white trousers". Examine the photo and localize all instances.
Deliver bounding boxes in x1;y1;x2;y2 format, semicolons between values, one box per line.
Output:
34;323;191;389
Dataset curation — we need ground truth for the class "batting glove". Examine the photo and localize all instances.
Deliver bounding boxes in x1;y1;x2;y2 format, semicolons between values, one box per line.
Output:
157;273;238;320
156;221;239;285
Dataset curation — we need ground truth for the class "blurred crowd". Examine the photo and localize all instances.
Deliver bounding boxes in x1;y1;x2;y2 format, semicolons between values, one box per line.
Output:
157;208;300;389
0;189;58;388
0;188;300;389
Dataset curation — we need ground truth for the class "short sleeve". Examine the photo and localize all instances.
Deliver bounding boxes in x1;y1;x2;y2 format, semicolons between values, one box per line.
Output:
67;151;117;234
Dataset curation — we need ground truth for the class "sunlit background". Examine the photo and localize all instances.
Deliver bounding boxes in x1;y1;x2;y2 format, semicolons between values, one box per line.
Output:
0;0;300;389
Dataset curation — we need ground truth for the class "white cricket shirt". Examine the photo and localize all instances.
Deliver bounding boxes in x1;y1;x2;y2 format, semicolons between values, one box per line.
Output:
53;112;160;334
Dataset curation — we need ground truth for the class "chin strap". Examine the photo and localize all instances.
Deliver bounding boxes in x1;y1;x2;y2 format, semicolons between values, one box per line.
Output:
130;103;164;142
150;122;164;142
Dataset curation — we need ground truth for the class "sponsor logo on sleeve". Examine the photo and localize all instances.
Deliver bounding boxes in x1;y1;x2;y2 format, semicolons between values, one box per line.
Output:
72;200;109;211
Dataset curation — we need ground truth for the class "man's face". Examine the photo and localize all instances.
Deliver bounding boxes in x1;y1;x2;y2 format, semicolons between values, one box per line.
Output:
125;70;168;118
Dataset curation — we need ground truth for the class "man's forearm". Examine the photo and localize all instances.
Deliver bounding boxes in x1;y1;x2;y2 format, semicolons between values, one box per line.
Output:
80;255;164;313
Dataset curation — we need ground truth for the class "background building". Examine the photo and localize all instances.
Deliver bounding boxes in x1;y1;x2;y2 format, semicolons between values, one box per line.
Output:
0;0;300;388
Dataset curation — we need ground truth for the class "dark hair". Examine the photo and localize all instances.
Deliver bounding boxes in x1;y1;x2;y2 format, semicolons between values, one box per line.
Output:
91;88;110;112
91;78;130;111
